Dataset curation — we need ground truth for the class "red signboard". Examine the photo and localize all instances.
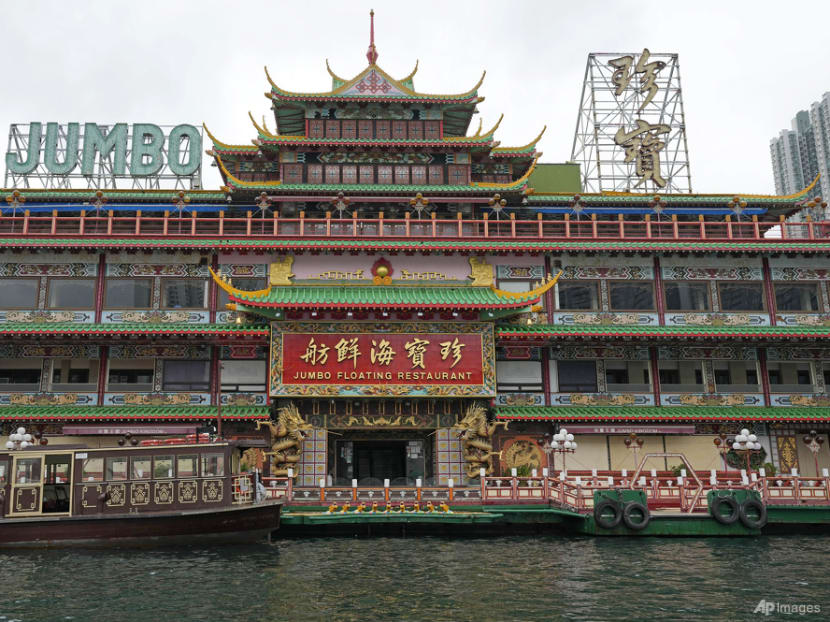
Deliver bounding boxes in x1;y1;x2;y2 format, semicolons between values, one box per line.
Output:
271;322;496;398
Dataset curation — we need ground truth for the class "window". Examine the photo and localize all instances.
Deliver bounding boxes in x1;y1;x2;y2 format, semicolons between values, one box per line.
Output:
411;166;427;185
308;120;324;139
609;281;654;311
713;362;759;393
162;360;210;391
153;456;174;479
324;165;340;184
408;121;423;140
394;166;409;184
391;121;407;139
359;166;374;184
424;121;440;140
0;461;7;487
161;279;206;309
308;164;323;184
447;165;467;185
358;120;373;139
774;283;821;312
377;166;393;184
220;360;267;392
218;277;266;308
81;457;104;482
177;455;198;478
718;282;764;311
131;457;151;479
51;358;97;389
47;278;95;308
107;367;154;387
341;120;356;139
557;281;600;310
375;121;390;139
15;457;41;485
606;367;629;385
0;278;39;308
106;457;128;481
428;165;443;185
202;454;225;477
605;361;651;392
342;165;357;184
104;278;152;308
283;164;302;183
658;361;704;391
557;360;597;393
0;368;41;386
664;282;711;311
53;368;89;384
768;362;813;392
496;360;543;392
324;120;340;139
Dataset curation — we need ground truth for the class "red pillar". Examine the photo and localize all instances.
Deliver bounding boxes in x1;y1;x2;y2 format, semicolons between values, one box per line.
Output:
759;348;771;407
653;255;665;326
94;253;106;323
762;257;777;326
650;346;661;406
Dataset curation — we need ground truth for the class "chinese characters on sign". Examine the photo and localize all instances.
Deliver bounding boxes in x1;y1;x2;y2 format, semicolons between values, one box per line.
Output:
609;48;669;189
281;332;485;385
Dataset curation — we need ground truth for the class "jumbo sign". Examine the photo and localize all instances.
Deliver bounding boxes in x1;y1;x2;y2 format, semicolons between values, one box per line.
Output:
270;322;496;398
5;122;202;177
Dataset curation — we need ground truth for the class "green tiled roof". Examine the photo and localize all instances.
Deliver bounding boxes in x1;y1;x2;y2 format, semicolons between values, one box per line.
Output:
497;325;830;340
233;285;539;309
494;406;830;422
0;323;269;336
0;405;269;421
2;238;830;255
224;180;529;193
0;189;227;202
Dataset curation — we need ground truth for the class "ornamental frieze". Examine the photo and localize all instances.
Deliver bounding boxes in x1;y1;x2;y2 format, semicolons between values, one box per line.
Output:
106;263;209;277
109;344;210;360
0;311;93;324
559;266;653;280
662;266;762;281
0;263;97;277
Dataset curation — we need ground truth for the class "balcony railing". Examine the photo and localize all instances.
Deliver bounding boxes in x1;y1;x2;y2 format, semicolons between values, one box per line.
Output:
0;210;827;243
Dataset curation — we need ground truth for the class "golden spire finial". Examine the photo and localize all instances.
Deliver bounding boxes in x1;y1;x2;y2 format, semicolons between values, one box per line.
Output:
366;9;379;65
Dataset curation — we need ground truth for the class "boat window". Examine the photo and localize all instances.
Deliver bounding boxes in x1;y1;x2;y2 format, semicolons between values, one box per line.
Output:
106;457;128;481
0;460;8;485
131;457;151;480
154;456;174;479
201;454;225;477
81;457;104;482
177;455;198;478
15;457;42;484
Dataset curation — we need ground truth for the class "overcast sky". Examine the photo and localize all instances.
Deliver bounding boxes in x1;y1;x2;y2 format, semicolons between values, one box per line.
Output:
1;0;828;194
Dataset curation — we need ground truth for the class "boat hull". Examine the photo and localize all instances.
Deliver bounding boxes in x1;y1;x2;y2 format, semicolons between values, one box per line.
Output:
0;500;282;548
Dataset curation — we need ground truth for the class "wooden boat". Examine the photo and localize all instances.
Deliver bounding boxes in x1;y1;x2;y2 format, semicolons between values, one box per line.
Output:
0;439;281;547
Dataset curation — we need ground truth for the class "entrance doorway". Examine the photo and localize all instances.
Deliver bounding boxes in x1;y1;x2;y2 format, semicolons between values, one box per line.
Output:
354;441;406;480
333;437;430;485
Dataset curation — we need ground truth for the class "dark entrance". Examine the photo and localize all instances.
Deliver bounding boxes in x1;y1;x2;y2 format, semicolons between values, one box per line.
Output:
353;441;406;480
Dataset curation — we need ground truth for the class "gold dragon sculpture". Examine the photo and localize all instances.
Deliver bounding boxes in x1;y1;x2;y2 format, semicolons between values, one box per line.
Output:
255;403;313;478
452;403;509;478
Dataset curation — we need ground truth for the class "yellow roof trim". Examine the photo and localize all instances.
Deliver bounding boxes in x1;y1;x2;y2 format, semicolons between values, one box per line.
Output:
215;155;282;189
493;125;546;153
266;62;486;100
398;59;419;83
491;270;562;300
473;155;541;189
210;268;272;299
202;124;253;151
248;111;279;140
479;113;504;138
325;59;348;85
588;173;822;200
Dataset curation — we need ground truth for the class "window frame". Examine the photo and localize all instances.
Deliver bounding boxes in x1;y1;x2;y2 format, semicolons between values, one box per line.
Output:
0;277;40;309
556;360;598;393
607;280;656;312
556;280;601;311
717;281;766;312
162;359;211;392
160;278;207;310
103;277;154;309
46;277;96;310
105;456;128;481
773;281;822;313
663;280;712;312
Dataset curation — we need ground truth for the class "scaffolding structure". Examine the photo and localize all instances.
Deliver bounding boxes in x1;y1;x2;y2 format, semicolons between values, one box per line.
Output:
571;51;692;194
4;123;203;190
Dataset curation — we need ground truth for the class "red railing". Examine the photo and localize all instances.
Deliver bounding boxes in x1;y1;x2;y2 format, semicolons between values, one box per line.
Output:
0;210;827;243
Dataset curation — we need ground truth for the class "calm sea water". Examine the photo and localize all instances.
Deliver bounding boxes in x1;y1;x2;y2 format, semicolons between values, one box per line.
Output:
0;536;827;622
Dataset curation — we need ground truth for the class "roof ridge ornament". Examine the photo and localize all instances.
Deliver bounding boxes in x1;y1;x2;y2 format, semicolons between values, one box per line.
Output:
366;9;379;65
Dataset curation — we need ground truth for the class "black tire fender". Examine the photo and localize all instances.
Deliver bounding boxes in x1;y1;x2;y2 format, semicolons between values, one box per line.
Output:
710;495;740;525
622;501;651;531
739;498;767;529
594;498;623;529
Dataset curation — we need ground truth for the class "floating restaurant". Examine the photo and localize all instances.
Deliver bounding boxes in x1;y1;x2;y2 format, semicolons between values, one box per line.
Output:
1;12;830;534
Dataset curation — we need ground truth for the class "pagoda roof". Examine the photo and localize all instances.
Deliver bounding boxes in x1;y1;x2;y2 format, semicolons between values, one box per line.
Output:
494;406;830;423
214;153;539;194
0;405;269;422
497;324;830;341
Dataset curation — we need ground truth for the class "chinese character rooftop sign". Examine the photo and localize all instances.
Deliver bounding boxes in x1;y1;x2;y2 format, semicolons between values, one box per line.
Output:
571;49;692;194
271;322;496;398
4;122;202;190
